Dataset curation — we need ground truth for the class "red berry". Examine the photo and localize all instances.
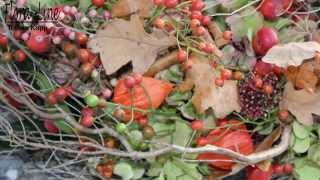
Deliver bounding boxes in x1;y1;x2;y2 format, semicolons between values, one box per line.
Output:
44;120;59;133
75;32;88;45
203;43;214;54
254;61;273;76
154;18;165;29
54;87;68;102
233;71;243;80
247;166;273;180
92;0;105;7
26;31;50;54
254;77;263;88
182;60;193;70
273;164;284;174
137;117;148;127
190;19;201;29
13;30;22;40
77;49;90;63
164;0;179;8
101;88;112;99
196;136;208;146
14;49;27;62
191;120;203;130
133;73;143;85
278;109;289;120
259;0;293;20
81;115;94;127
252;27;278;56
272;65;283;76
80;62;94;75
190;11;203;20
194;26;206;36
153;0;163;6
0;34;8;47
201;15;211;26
124;76;136;89
81;107;94;117
223;30;232;41
47;92;57;105
177;49;188;62
220;69;232;80
283;163;293;174
191;0;204;11
198;42;206;50
215;77;224;87
263;84;273;94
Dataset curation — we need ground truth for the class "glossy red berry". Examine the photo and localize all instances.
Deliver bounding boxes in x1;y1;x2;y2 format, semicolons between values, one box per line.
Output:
13;30;22;40
80;62;94;75
133;73;143;85
44;120;59;133
259;0;293;20
137;117;149;127
223;30;232;41
77;49;90;63
164;0;179;8
191;0;204;11
198;42;206;50
252;27;278;56
81;115;94;127
196;136;208;146
92;0;105;7
190;11;203;20
220;69;232;80
101;88;112;99
55;87;68;102
254;77;263;88
201;15;211;26
154;18;165;29
153;0;163;6
283;164;293;174
177;49;188;63
278;109;289;120
273;164;284;174
191;120;203;130
75;32;88;45
81;107;94;117
26;31;50;54
47;92;58;105
194;26;206;36
0;34;8;47
215;77;224;87
14;50;27;62
233;71;243;80
203;43;214;54
124;76;136;89
263;84;273;94
190;19;201;29
182;60;193;70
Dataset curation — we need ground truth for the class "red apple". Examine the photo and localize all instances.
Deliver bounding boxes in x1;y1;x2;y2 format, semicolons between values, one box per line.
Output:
252;27;278;56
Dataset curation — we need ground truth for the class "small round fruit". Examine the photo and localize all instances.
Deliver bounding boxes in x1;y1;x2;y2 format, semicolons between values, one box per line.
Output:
190;19;201;29
273;164;284;174
252;27;278;56
190;11;203;20
194;26;206;36
182;60;193;69
81;115;94;127
0;34;8;47
55;87;68;102
80;62;94;75
215;77;224;87
75;32;88;45
203;43;214;54
254;77;263;88
104;137;116;148
26;30;50;54
44;120;59;133
198;42;206;50
81;107;94;117
192;0;204;11
164;0;179;8
233;71;243;80
283;164;293;174
191;120;203;130
14;50;27;62
273;66;283;76
116;123;127;134
101;88;112;99
177;49;188;63
220;69;232;80
63;42;77;58
13;30;22;40
196;136;208;146
201;15;211;26
223;30;232;41
153;0;163;6
263;84;273;94
278;109;289;121
259;0;293;20
133;73;143;85
137;117;148;127
114;108;125;120
143;125;155;139
92;0;105;7
154;18;165;29
77;49;90;63
85;94;100;107
124;76;136;89
3;52;13;63
47;92;57;105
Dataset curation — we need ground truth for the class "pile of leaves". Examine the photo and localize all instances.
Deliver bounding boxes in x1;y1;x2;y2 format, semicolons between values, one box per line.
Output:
0;0;320;179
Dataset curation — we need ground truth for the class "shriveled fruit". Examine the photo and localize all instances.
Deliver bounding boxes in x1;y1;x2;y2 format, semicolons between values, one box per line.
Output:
190;19;201;29
3;52;13;63
63;42;77;58
252;27;278;56
104;137;116;148
26;31;50;54
143;125;155;139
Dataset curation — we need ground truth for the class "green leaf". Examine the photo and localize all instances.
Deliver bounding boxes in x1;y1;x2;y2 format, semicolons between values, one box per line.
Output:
258;123;274;135
308;144;320;166
163;161;184;180
114;162;134;180
293;121;310;139
294;159;320;180
132;166;145;179
226;6;263;41
172;121;193;146
147;163;163;177
35;72;54;94
166;91;192;106
264;18;293;31
179;100;198;120
173;159;202;180
79;0;92;12
156;64;183;83
152;122;174;137
54;119;73;134
293;135;311;153
219;0;249;12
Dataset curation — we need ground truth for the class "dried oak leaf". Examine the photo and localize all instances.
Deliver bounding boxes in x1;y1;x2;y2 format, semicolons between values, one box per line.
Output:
184;55;241;118
88;15;176;75
262;41;320;67
280;82;320;126
111;0;154;18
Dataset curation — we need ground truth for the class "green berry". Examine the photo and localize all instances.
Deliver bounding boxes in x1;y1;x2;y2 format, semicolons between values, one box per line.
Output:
85;94;99;107
116;123;127;134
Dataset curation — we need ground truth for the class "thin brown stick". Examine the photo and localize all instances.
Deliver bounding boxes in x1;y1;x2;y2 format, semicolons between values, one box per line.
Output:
144;51;179;77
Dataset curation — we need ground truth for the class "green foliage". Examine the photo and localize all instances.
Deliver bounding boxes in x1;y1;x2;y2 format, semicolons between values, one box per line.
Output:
155;64;184;83
294;158;320;180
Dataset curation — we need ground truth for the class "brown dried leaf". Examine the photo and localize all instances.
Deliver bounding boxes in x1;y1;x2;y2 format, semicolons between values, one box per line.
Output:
88;15;176;75
111;0;154;18
262;41;320;67
285;59;320;92
185;55;241;118
280;82;320;126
